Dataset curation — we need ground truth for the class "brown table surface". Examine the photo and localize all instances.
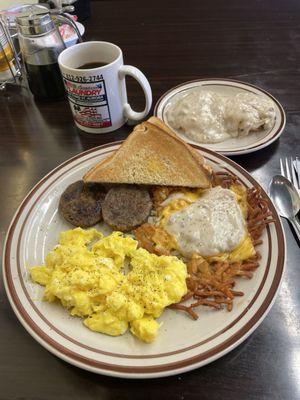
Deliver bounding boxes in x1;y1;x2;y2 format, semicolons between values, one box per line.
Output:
1;0;300;399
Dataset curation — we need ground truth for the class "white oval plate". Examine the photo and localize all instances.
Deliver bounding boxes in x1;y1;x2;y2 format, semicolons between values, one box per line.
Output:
154;79;286;156
3;143;285;378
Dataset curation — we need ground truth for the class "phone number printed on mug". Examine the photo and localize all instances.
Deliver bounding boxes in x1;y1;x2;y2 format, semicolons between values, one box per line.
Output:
63;73;103;83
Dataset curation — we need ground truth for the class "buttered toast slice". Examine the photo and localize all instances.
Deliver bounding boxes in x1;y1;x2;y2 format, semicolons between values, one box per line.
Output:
83;117;211;188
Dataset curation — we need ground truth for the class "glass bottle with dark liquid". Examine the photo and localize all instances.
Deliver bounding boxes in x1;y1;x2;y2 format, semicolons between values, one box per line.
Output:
16;12;66;101
24;51;66;101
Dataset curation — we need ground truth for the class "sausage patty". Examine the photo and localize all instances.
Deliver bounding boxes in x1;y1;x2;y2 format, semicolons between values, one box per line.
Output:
59;180;106;228
102;185;152;231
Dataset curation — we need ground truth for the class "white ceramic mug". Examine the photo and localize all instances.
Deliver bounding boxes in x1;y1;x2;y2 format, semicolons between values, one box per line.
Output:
58;41;152;133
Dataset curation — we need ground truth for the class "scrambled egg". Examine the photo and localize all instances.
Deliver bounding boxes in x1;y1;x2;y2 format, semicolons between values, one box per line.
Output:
30;228;187;343
159;189;202;227
158;185;255;262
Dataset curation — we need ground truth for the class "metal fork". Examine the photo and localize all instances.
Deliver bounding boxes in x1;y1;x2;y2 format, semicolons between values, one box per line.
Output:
280;157;300;194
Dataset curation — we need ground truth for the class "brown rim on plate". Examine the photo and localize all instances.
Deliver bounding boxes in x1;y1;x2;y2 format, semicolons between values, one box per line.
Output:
7;151;272;360
3;142;285;376
154;78;286;155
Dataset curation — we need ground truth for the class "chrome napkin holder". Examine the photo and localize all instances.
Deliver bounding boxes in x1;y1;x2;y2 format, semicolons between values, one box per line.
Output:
0;16;22;90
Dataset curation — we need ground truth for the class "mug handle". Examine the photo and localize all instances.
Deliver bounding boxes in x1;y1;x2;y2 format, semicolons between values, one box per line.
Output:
119;65;152;121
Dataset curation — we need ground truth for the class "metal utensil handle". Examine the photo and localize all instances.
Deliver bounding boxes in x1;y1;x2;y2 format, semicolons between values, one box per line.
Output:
289;217;300;243
52;14;83;43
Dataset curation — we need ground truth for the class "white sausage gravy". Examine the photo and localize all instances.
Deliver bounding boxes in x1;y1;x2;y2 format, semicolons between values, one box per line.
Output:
165;187;245;257
167;89;275;144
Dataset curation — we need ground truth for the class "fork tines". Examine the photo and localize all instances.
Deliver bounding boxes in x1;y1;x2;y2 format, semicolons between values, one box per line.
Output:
280;157;300;192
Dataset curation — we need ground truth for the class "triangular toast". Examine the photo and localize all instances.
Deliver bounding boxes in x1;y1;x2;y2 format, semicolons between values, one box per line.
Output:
83;117;211;188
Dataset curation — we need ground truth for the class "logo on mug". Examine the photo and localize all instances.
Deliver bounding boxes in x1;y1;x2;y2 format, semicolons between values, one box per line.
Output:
62;74;112;129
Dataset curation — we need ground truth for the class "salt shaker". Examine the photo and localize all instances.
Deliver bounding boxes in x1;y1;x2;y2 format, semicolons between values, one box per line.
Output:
16;12;66;101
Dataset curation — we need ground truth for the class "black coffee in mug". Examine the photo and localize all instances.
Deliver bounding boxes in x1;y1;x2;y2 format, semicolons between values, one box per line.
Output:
77;62;108;69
